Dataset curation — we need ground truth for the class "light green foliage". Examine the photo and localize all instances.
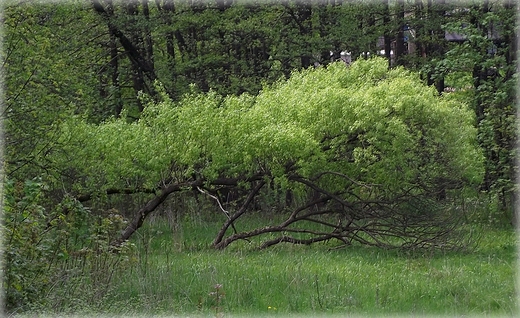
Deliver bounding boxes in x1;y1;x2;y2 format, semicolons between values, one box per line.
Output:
58;117;169;190
55;57;482;199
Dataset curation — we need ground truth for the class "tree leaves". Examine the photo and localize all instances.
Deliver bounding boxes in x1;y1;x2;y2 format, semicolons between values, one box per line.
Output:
53;57;483;201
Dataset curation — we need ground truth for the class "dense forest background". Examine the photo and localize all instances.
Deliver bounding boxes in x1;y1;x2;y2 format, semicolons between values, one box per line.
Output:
1;0;518;313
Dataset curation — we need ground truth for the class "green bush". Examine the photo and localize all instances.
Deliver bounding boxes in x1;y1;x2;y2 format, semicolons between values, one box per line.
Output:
2;177;133;313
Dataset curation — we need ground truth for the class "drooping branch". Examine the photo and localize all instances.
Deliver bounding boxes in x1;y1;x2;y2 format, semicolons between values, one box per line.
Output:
212;172;470;251
214;225;286;250
111;179;203;246
197;185;239;235
259;235;342;249
212;180;266;248
110;173;267;247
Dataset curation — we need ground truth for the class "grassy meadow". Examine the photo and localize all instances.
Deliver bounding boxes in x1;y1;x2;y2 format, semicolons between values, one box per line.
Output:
56;210;516;317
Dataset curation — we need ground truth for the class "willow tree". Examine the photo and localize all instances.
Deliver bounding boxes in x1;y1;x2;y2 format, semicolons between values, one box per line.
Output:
52;57;482;250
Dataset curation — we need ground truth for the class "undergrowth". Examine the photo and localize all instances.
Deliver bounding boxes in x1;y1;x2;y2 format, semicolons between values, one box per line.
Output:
104;213;517;316
5;195;517;316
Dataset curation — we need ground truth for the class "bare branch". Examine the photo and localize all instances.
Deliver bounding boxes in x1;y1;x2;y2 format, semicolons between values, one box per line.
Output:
212;181;266;247
197;186;229;218
197;186;240;236
111;179;204;246
259;235;339;249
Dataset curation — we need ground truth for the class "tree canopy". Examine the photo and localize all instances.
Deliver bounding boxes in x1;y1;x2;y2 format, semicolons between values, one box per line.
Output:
49;57;483;249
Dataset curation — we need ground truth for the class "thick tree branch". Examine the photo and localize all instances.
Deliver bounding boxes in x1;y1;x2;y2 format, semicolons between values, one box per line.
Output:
76;187;157;202
112;179;203;246
110;173;266;247
259;235;342;249
212;180;266;247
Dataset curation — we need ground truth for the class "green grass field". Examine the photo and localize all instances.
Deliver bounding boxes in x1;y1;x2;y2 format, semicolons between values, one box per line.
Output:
78;213;518;317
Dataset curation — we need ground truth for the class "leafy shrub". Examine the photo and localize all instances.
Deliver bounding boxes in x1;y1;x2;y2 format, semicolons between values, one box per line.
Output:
2;177;133;313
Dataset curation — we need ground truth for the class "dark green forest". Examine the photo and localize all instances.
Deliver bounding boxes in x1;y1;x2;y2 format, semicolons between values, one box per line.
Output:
1;0;518;314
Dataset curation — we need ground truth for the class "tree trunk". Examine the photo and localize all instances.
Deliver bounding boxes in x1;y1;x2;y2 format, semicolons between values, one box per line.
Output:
394;0;406;66
284;2;313;69
383;0;392;67
425;0;446;93
157;0;178;97
109;32;122;117
141;0;154;71
124;1;146;111
414;0;425;59
91;0;157;97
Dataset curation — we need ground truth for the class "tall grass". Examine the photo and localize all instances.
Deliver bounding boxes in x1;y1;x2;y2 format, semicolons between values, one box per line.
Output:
13;201;515;317
98;212;517;317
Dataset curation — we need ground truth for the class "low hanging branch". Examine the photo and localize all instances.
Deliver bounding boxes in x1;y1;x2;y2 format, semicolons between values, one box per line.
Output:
109;173;266;247
212;172;471;251
212;180;266;248
111;179;203;247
